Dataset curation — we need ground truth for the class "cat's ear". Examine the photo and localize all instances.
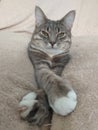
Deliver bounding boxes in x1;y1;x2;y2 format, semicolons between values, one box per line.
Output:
35;6;47;27
61;10;76;31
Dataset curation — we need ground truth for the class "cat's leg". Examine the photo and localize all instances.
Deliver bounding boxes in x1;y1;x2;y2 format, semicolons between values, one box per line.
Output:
50;55;77;115
18;51;52;125
18;90;52;126
35;66;77;116
52;54;71;76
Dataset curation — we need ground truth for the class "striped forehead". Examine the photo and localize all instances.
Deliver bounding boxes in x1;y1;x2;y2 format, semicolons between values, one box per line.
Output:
43;20;65;32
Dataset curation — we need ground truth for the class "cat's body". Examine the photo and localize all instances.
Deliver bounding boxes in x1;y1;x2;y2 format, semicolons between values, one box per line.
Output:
18;6;77;125
28;43;77;116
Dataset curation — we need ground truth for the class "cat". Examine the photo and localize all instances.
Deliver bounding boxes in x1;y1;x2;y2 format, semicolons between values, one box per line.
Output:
18;6;77;126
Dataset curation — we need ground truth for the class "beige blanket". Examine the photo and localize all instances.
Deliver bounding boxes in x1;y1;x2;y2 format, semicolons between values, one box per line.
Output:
0;1;98;130
0;31;98;130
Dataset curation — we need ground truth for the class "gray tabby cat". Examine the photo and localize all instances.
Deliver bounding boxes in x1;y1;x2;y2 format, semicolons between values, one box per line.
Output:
18;6;77;125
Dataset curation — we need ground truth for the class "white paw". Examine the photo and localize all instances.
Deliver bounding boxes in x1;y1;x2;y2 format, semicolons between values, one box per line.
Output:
22;92;37;100
51;90;77;116
67;90;77;100
18;92;37;118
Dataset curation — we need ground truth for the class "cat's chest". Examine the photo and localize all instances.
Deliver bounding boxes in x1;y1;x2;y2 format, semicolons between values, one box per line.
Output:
44;48;64;57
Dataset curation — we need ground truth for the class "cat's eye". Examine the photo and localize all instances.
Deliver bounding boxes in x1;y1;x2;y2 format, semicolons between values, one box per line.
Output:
41;30;49;37
57;32;65;38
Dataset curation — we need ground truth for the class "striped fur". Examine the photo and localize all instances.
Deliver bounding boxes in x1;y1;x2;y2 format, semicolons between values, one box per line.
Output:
19;6;77;125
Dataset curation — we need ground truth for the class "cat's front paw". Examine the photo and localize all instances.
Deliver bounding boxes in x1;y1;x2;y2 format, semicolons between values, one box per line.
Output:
18;90;51;126
18;92;38;119
50;90;77;116
26;101;50;126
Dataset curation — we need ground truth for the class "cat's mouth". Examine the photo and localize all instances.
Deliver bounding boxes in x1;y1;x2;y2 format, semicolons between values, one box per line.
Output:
47;46;57;49
46;43;58;49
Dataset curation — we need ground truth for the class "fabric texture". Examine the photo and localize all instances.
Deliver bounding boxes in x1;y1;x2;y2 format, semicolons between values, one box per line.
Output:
0;31;98;130
0;0;98;130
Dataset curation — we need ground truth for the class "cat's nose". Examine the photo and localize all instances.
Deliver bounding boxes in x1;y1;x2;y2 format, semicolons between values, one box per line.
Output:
50;41;56;48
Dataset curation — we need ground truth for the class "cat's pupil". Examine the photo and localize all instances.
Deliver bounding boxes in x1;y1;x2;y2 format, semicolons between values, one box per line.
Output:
57;28;60;33
47;27;49;32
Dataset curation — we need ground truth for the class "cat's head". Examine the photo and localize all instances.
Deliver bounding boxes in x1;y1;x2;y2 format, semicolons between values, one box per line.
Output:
33;6;76;56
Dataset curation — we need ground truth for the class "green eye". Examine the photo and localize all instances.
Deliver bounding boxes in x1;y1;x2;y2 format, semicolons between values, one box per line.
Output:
58;32;65;38
41;30;48;37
